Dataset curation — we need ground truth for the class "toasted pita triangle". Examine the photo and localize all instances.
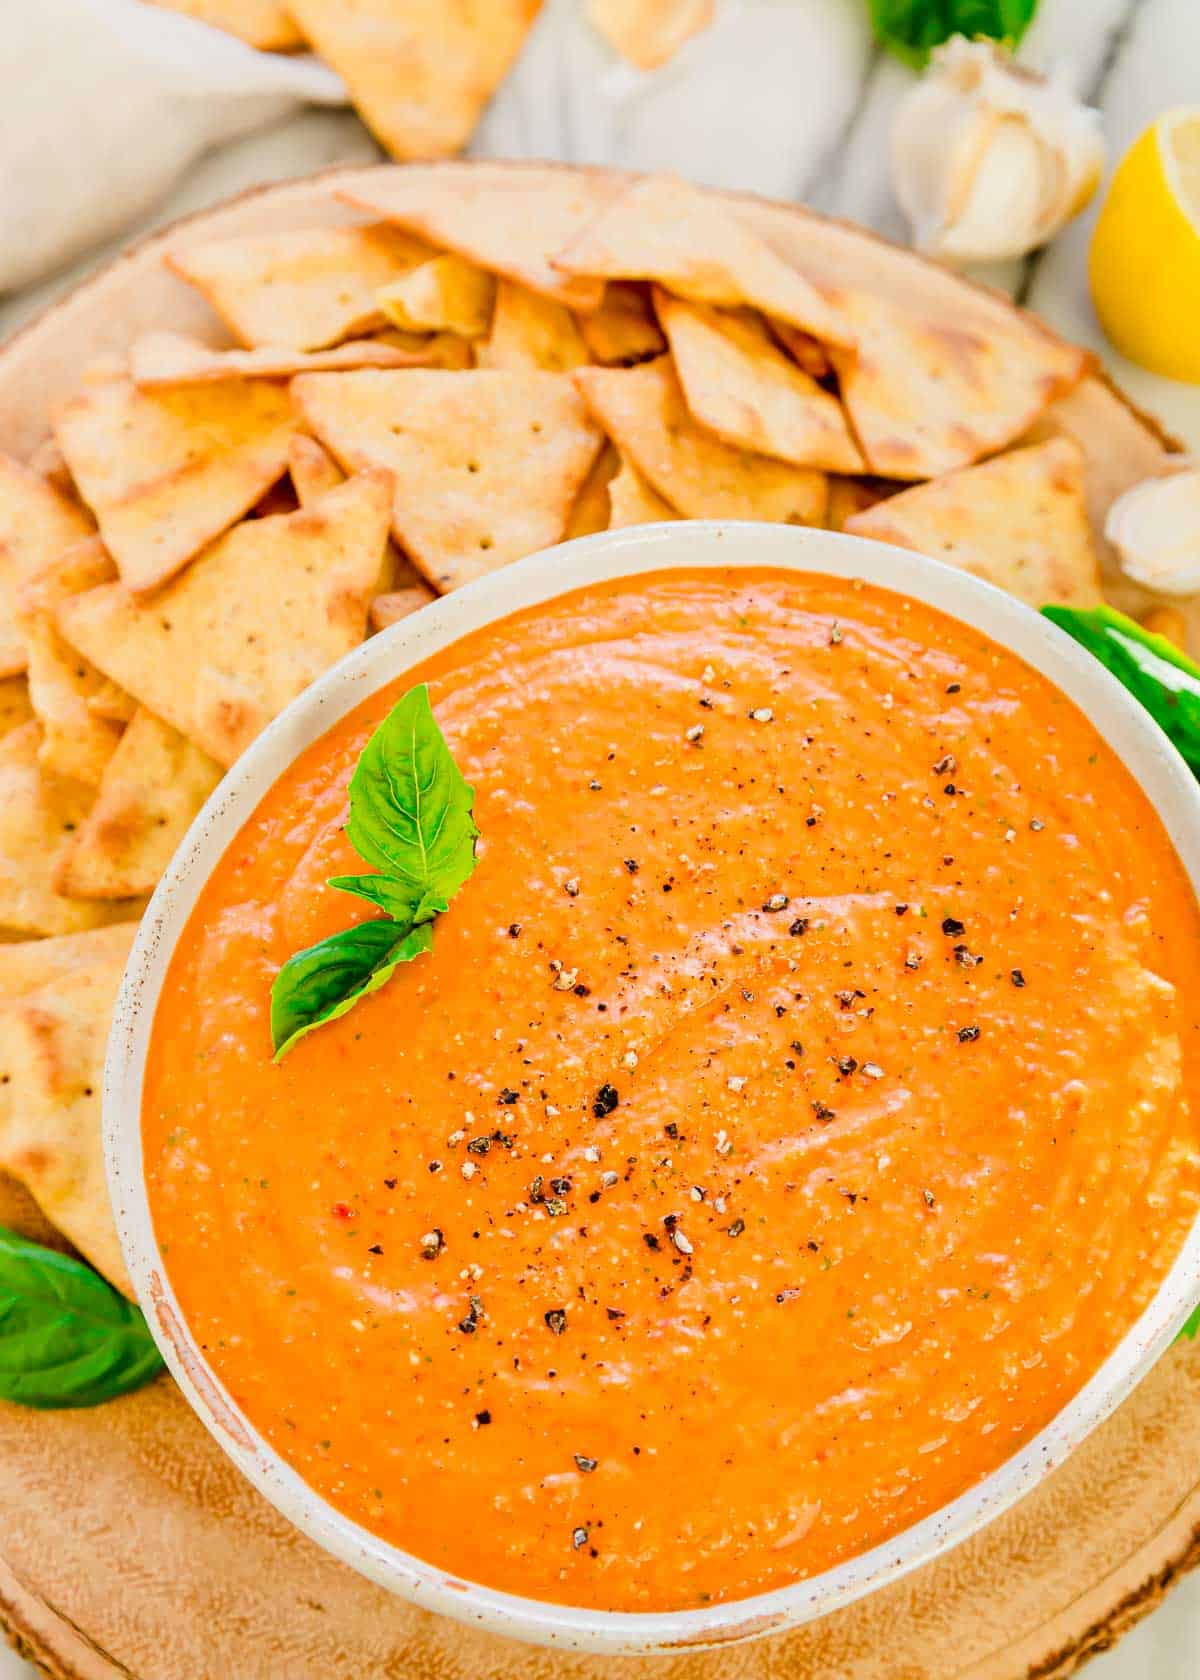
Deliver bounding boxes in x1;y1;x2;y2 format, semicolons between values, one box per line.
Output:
56;473;392;767
588;0;714;67
555;176;854;349
574;358;827;525
578;283;666;366
0;723;140;936
0;453;93;677
370;588;436;632
831;292;1089;481
288;0;542;161
294;369;603;591
0;922;139;1294
376;255;496;338
53;375;295;594
477;280;590;372
130;330;444;387
288;436;431;601
341;166;613;312
564;443;619;539
15;538;124;789
607;456;678;528
655;291;863;472
57;709;222;901
846;438;1104;609
0;678;32;741
166;224;435;351
143;0;302;49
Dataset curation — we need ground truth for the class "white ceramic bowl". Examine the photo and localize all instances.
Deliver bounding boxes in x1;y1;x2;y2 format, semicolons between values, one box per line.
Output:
105;521;1200;1655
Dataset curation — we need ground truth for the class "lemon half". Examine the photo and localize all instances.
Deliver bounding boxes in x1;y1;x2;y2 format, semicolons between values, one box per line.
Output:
1089;107;1200;383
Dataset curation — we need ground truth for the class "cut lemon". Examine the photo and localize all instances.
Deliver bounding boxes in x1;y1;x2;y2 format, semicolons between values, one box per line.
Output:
1089;107;1200;383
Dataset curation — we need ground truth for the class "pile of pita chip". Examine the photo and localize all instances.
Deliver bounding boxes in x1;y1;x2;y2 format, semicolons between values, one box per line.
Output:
0;164;1141;1300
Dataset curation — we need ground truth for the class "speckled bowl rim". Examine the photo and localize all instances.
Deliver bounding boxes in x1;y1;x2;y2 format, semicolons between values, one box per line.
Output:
105;520;1200;1655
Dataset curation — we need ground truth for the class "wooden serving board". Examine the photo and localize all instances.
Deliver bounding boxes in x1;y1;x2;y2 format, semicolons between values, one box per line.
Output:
0;163;1194;1680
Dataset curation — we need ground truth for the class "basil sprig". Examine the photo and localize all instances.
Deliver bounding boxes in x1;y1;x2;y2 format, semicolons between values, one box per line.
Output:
1042;605;1200;778
270;685;479;1059
869;0;1037;65
0;1226;164;1409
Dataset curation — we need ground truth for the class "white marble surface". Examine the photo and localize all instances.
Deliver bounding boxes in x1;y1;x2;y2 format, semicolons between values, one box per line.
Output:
1;1;1199;1675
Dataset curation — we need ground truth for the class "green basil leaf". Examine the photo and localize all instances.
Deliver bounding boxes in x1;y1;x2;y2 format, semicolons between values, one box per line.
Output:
1042;605;1200;776
340;684;478;921
325;873;428;923
0;1227;163;1409
869;0;1037;65
271;918;434;1060
1178;1304;1200;1343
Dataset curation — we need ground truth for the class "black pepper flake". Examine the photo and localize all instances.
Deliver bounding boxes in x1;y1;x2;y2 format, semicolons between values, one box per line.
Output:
946;682;961;694
467;1136;492;1156
624;858;639;874
498;1088;519;1105
1011;969;1027;988
933;754;957;775
420;1229;444;1259
953;944;981;968
549;1177;572;1196
727;1218;746;1238
923;1188;936;1208
573;982;591;997
664;1121;679;1139
574;1454;598;1473
836;1056;858;1077
368;1244;383;1256
508;923;521;938
957;1025;981;1043
544;1308;568;1335
605;1307;626;1321
789;917;809;937
941;916;965;937
904;952;922;970
643;1232;661;1251
593;1082;620;1118
943;783;957;797
529;1174;545;1204
383;1177;398;1190
572;1526;589;1550
475;1409;492;1426
545;1197;568;1217
894;903;909;916
812;1100;837;1122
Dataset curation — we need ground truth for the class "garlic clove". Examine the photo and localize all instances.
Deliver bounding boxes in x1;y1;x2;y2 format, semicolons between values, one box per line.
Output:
891;36;1105;267
1106;466;1200;598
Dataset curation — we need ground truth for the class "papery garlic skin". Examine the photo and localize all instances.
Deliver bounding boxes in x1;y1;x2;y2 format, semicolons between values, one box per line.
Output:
891;37;1105;265
1106;466;1200;598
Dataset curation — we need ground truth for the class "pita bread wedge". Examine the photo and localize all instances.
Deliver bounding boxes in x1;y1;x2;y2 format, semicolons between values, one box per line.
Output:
0;924;136;1003
0;453;94;677
607;456;678;528
830;291;1089;481
287;0;542;161
578;282;666;366
588;0;713;68
574;358;827;526
294;369;604;591
56;473;392;768
655;291;863;472
376;255;496;338
288;436;428;599
166;224;434;351
15;538;124;789
129;330;444;388
370;588;436;632
53;375;295;595
0;923;139;1294
564;443;619;539
0;678;33;740
477;280;590;372
0;724;138;936
555;175;854;349
341;165;613;311
57;710;222;901
846;438;1104;609
143;0;302;49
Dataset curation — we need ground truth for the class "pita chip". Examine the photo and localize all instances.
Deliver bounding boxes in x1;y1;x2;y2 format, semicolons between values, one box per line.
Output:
588;0;713;68
574;358;827;526
294;369;604;591
341;165;614;311
53;375;295;594
56;473;392;768
143;0;302;49
825;477;890;533
831;292;1089;481
767;319;833;380
0;678;32;741
0;453;94;677
57;710;222;901
0;723;139;936
88;680;137;726
129;330;446;388
166;223;434;351
607;456;678;529
477;280;590;372
370;588;436;632
564;443;619;539
288;436;429;599
578;283;666;366
15;538;124;789
286;0;542;161
0;923;139;1294
555;175;854;349
655;292;863;472
846;438;1104;609
376;255;496;338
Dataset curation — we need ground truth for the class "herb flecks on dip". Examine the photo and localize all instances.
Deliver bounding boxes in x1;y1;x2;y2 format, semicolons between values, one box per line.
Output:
143;569;1200;1612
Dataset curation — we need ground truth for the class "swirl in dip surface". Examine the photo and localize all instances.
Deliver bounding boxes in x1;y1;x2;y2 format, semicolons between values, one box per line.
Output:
143;568;1200;1612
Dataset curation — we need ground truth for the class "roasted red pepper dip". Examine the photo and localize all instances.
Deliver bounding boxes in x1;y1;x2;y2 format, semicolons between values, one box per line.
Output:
144;569;1200;1611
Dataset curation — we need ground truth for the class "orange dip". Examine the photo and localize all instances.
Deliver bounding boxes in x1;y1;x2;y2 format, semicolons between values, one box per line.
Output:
143;569;1200;1612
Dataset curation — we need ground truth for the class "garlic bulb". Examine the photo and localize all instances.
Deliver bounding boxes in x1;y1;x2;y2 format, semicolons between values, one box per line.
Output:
1106;465;1200;598
891;37;1105;266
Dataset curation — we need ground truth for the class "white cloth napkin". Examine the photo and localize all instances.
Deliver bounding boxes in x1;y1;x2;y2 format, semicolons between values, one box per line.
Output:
0;0;348;294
